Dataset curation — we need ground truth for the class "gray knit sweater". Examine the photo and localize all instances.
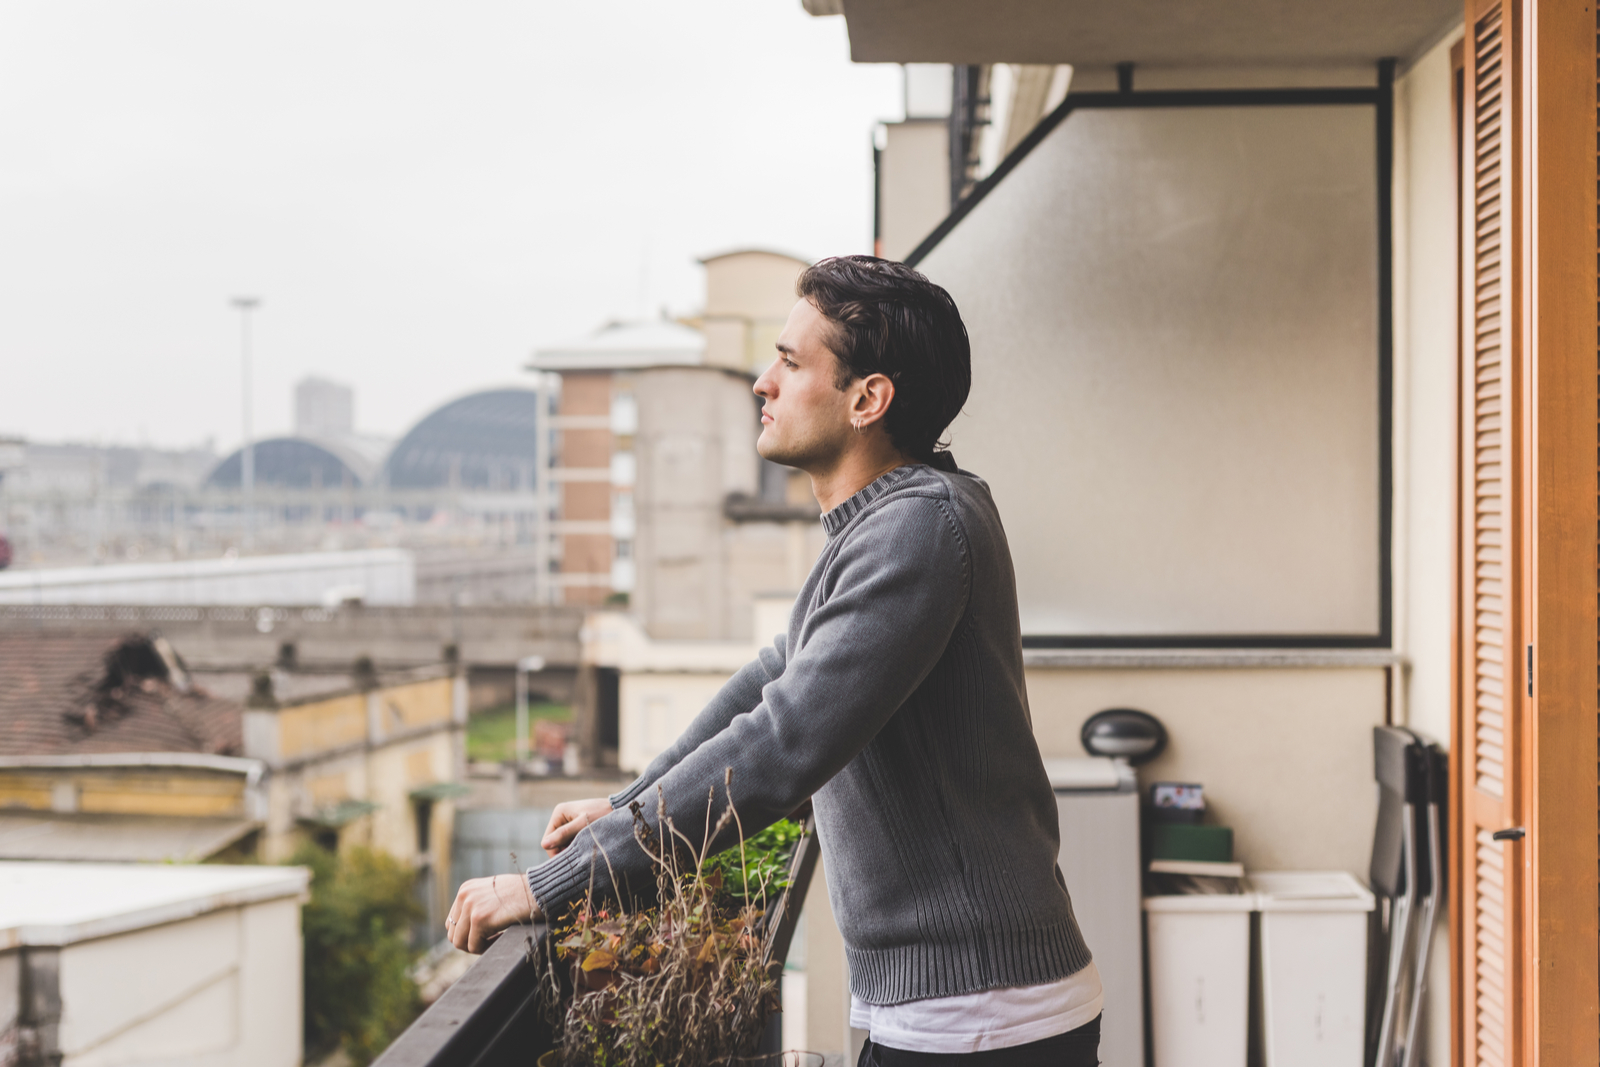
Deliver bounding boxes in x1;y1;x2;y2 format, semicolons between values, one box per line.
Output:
526;462;1092;1005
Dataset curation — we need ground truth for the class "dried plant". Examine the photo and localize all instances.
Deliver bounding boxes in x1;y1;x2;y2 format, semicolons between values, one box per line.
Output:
541;771;786;1066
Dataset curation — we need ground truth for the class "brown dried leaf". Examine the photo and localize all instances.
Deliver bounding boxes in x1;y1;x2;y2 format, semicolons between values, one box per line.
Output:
582;948;618;972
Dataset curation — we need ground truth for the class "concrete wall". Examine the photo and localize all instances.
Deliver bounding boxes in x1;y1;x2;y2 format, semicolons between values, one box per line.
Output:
0;882;304;1068
0;603;583;673
702;251;809;375
54;899;302;1066
720;520;826;642
1392;25;1464;1066
618;672;741;775
877;119;949;262
255;677;463;854
0;765;249;820
1027;664;1386;874
632;367;765;640
920;103;1381;638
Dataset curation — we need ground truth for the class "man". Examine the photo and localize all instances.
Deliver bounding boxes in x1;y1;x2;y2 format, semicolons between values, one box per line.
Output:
447;256;1101;1066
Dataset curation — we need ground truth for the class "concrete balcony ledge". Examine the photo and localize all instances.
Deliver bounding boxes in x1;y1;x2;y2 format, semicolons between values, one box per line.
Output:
1023;647;1403;669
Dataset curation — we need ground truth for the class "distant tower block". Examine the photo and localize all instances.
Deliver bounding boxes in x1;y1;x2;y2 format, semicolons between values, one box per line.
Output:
294;376;355;436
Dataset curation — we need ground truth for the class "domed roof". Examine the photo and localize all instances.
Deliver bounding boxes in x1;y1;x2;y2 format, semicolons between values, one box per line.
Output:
205;435;382;489
383;387;546;491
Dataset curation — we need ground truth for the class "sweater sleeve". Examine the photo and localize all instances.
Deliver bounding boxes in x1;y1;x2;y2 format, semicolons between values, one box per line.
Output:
607;637;788;809
529;496;969;915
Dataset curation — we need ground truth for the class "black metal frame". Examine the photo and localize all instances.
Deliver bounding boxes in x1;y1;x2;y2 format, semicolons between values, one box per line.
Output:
374;817;821;1067
905;72;1397;651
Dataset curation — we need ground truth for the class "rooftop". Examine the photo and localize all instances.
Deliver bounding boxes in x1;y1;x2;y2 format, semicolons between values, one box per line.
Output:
0;633;243;757
0;860;308;950
529;319;706;372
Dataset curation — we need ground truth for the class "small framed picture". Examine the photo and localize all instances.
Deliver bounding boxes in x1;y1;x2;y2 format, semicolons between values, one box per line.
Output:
1151;782;1204;811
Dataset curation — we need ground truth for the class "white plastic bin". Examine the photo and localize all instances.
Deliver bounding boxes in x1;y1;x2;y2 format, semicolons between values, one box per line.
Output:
1253;871;1376;1067
1144;889;1254;1067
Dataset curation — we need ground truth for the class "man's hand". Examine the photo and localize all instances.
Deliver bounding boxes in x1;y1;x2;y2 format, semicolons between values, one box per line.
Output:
446;874;539;954
542;797;613;856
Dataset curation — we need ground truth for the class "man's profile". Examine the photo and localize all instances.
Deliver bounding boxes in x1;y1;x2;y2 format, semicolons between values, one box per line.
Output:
448;255;1101;1066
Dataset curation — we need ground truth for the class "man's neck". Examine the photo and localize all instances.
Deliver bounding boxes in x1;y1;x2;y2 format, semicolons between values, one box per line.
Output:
808;444;912;514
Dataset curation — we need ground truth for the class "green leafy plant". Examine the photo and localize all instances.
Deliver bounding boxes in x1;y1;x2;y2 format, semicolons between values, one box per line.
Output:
295;843;424;1066
702;818;803;901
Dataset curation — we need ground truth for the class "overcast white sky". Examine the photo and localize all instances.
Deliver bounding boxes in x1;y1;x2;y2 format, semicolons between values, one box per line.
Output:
0;2;901;450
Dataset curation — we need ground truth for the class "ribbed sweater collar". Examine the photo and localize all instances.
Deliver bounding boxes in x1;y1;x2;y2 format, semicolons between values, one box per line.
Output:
820;465;919;537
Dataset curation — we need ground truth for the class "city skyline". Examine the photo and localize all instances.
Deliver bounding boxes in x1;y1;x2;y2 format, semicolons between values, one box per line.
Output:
0;1;901;450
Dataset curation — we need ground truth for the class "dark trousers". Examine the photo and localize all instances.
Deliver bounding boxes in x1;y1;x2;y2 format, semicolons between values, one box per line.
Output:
857;1012;1101;1066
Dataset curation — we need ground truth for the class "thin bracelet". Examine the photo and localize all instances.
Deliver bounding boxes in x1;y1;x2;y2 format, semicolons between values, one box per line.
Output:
496;872;536;922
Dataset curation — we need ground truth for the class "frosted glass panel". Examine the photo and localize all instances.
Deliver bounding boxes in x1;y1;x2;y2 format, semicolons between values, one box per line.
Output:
919;105;1380;637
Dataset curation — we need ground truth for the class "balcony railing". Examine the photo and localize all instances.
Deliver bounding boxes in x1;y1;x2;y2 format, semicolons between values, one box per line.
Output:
376;817;819;1066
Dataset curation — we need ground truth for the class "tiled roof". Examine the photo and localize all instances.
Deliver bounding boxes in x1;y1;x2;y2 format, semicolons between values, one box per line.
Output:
0;633;242;757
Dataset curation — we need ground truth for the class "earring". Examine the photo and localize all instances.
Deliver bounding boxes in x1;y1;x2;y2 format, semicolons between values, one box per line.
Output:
852;419;865;434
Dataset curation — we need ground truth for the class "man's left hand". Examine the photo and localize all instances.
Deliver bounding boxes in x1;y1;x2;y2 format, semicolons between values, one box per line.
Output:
446;874;540;954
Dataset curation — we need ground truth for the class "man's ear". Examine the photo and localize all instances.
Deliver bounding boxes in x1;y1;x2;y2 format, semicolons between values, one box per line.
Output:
854;373;896;427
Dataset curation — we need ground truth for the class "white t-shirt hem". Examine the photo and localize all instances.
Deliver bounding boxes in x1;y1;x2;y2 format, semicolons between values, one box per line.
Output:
850;961;1103;1054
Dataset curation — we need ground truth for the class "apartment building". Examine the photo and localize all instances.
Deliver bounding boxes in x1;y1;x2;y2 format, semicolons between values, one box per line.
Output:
531;250;823;639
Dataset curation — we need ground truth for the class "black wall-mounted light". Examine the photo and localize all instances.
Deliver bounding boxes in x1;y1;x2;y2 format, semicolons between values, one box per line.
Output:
1080;707;1168;765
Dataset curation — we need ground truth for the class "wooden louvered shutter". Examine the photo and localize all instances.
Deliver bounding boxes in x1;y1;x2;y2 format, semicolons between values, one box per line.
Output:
1455;6;1521;1063
1451;1;1599;1063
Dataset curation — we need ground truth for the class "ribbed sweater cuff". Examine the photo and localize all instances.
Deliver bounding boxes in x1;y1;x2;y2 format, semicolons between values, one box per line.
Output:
525;843;606;920
609;775;650;809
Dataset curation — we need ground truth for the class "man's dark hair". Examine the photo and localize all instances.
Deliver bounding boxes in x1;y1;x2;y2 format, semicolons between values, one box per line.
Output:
796;255;972;462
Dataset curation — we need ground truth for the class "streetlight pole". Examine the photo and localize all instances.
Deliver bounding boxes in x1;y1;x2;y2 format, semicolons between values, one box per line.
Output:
231;297;260;548
532;371;551;605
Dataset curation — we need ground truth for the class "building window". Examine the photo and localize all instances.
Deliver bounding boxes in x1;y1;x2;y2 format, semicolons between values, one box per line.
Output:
611;549;636;593
414;798;433;856
610;451;636;487
611;491;636;538
610;393;638;436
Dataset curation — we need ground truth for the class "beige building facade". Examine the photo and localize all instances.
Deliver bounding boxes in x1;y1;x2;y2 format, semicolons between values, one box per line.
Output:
0;643;468;933
532;252;827;766
535;251;823;628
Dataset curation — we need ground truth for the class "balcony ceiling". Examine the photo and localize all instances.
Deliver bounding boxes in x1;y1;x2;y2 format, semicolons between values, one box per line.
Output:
839;0;1461;66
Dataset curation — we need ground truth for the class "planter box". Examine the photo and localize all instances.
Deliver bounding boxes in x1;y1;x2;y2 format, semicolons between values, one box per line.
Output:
376;815;818;1067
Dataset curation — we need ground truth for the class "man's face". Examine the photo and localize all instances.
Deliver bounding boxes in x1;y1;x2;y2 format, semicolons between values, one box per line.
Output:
753;299;855;470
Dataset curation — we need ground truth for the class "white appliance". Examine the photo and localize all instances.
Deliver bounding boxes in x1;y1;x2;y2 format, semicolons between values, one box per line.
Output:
1049;757;1144;1067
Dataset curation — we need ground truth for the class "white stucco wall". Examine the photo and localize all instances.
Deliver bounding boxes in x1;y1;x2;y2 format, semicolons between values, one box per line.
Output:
0;862;307;1067
1393;24;1465;1066
921;102;1382;638
58;898;302;1067
1027;665;1387;874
